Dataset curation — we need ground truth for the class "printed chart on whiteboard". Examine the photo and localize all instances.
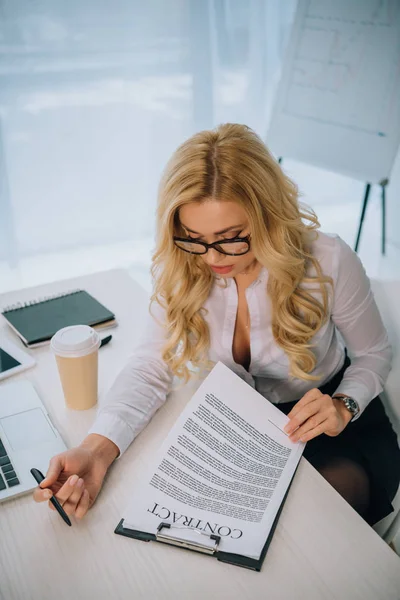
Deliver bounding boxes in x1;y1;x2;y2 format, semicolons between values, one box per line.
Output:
267;0;400;183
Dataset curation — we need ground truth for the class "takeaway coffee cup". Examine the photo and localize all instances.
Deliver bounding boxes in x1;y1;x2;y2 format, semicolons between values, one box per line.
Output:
51;325;101;410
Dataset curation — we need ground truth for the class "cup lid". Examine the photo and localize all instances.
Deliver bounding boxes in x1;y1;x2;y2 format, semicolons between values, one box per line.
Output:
51;325;101;358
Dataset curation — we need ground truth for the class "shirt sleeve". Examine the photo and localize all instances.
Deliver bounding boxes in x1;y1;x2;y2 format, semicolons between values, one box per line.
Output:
330;236;392;420
87;300;173;457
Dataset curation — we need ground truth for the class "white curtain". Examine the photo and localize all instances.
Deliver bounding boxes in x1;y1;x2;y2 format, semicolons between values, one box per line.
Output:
0;0;296;268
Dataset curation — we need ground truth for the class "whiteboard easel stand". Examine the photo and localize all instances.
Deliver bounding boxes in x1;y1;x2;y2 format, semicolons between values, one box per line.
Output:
277;158;388;256
354;179;388;256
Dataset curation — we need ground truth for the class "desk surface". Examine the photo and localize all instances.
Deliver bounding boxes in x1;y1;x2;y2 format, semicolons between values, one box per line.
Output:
0;269;399;600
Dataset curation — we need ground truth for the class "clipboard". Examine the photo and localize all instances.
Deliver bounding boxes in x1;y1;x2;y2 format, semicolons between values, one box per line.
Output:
114;463;299;571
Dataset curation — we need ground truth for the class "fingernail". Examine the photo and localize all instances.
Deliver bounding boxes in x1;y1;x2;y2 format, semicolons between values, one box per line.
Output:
77;478;83;488
44;490;52;499
70;475;79;486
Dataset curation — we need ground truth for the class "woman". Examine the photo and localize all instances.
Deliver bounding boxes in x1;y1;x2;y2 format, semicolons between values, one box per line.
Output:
33;123;400;527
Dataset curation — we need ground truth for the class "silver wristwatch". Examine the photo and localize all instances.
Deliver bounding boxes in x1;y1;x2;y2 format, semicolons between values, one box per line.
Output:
333;395;360;420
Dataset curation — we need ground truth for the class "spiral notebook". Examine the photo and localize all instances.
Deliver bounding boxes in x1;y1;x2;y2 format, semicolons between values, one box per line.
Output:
1;290;116;348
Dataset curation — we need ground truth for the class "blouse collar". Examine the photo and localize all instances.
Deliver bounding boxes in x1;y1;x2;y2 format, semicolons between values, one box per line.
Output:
215;266;268;288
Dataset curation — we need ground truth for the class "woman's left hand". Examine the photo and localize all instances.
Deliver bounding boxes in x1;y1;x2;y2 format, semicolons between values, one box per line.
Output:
283;389;353;443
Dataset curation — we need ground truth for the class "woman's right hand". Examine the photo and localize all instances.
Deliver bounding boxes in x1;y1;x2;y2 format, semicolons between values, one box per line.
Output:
32;434;119;520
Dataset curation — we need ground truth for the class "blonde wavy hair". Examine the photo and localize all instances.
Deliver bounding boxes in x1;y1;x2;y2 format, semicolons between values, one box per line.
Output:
151;123;332;382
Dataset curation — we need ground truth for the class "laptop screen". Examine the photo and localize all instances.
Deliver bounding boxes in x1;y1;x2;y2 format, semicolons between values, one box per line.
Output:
0;348;21;374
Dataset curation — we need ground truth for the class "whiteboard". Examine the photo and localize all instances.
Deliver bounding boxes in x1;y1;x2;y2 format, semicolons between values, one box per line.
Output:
266;0;400;183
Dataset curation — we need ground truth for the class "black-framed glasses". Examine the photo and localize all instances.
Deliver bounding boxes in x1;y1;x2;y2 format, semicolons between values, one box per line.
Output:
173;234;251;256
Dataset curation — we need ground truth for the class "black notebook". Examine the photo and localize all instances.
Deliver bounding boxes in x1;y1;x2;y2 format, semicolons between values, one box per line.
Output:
1;290;116;348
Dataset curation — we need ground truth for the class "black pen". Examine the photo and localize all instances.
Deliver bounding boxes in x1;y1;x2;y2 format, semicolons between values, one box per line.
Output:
30;468;72;527
99;334;112;348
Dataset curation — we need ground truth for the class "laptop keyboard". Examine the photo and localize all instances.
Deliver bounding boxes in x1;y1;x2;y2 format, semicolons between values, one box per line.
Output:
0;438;20;491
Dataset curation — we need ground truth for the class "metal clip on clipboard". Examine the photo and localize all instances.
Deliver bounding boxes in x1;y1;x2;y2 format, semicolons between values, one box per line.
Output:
156;523;221;555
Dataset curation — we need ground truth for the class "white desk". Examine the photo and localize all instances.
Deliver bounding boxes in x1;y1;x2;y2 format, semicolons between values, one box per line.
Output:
0;269;399;600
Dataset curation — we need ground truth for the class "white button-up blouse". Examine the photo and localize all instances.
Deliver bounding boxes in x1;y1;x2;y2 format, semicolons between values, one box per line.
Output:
88;232;391;457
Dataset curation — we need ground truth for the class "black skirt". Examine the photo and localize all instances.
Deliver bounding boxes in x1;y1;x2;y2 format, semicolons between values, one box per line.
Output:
276;353;400;526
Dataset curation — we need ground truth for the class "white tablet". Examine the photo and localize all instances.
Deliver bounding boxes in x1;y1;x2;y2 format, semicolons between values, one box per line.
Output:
0;338;36;381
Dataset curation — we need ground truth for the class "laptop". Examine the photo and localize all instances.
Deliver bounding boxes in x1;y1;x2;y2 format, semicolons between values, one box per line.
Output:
0;380;67;502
